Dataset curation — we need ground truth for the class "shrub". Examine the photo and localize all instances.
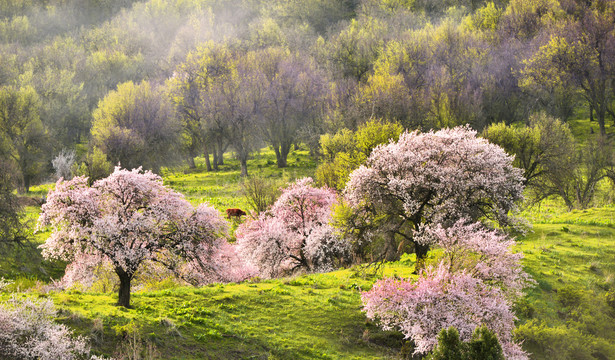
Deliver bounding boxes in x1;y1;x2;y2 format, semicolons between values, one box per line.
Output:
241;175;282;215
427;326;504;360
52;149;76;180
0;297;89;360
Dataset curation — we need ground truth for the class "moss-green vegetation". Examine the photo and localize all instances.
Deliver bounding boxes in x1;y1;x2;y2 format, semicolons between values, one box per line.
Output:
515;224;615;359
4;264;417;359
3;222;615;359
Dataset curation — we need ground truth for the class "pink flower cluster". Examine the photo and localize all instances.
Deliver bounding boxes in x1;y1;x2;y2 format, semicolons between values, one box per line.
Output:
237;178;349;277
362;265;528;359
345;125;525;229
38;166;248;292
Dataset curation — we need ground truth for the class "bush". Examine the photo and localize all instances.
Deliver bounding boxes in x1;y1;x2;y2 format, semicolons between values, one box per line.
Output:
52;149;76;180
0;297;90;360
316;119;402;190
241;175;282;215
557;285;585;309
427;326;504;360
72;147;113;186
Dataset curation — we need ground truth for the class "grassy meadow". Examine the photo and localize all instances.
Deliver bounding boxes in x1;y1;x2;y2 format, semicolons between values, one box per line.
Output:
2;145;615;359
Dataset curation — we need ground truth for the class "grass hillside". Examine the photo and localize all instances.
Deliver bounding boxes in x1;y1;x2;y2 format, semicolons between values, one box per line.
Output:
2;145;615;359
2;223;614;359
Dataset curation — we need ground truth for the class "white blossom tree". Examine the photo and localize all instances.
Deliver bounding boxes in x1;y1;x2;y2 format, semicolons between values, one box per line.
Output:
342;126;525;266
38;166;232;307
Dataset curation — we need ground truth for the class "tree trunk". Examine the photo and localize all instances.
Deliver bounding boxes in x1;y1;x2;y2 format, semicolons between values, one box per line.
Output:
597;105;606;136
116;269;132;308
240;157;248;177
187;156;196;169
275;142;292;168
414;242;430;274
212;144;219;171
204;144;212;172
23;175;30;193
589;103;594;123
217;138;224;165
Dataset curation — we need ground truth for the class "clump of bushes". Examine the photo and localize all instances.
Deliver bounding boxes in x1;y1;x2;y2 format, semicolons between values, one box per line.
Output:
0;297;90;360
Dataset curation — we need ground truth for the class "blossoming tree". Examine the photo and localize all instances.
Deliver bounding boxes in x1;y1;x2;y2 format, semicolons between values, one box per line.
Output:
362;265;528;359
237;178;349;277
343;126;525;266
361;220;534;358
38;167;231;307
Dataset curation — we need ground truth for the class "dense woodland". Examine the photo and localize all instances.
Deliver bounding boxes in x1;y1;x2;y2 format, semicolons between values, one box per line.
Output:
1;0;615;359
0;0;612;189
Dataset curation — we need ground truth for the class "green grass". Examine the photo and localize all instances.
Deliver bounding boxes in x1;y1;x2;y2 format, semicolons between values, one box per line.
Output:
523;204;615;228
162;147;317;212
3;224;615;359
5;266;416;359
514;224;615;359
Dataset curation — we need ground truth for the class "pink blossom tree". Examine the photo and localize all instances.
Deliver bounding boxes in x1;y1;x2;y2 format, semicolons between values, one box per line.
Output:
416;220;535;298
343;126;525;266
362;265;528;359
236;178;349;277
38;167;231;308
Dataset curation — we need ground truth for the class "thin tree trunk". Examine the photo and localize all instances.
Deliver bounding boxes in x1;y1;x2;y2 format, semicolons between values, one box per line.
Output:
589;103;594;122
23;175;30;193
187;156;196;169
240;157;248;177
217;138;224;165
212;144;219;171
116;269;132;308
598;107;606;136
204;144;212;172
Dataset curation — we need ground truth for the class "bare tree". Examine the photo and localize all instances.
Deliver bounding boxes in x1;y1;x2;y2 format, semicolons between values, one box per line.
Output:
257;48;328;168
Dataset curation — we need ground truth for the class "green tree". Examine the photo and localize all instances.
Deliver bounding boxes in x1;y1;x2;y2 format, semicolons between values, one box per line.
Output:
428;327;465;360
257;47;328;169
0;158;27;248
0;85;48;193
466;326;505;360
72;146;113;186
484;113;607;209
316;119;402;190
520;2;615;135
91;81;181;173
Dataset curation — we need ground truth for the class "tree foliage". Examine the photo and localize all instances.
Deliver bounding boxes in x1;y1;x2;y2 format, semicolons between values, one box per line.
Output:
316;119;403;190
520;1;615;134
484;113;608;209
427;326;505;360
257;48;328;168
0;297;90;360
362;265;526;358
91;81;181;173
0;159;28;248
0;85;48;192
